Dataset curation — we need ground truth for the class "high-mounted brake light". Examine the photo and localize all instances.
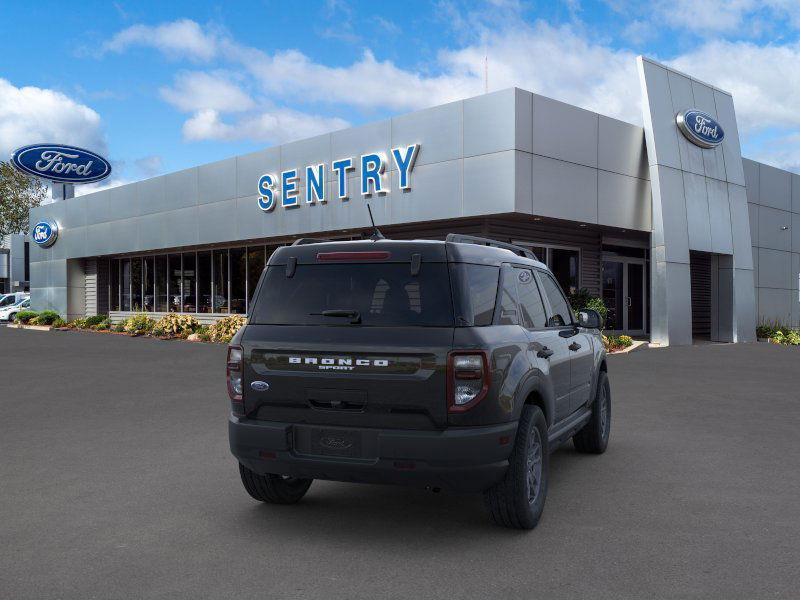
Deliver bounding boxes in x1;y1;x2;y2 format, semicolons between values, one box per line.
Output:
316;251;391;261
447;350;491;413
227;345;244;415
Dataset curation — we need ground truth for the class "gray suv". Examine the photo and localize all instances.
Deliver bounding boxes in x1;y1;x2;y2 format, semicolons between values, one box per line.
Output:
228;234;610;529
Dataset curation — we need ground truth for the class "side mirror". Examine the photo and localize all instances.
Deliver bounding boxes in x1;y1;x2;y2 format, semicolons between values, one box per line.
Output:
578;309;603;330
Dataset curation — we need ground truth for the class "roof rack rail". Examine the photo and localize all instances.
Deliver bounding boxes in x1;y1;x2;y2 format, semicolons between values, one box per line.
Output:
291;237;332;246
445;234;538;261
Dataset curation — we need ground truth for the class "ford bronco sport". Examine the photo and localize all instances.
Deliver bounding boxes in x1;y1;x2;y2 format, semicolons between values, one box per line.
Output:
228;234;610;529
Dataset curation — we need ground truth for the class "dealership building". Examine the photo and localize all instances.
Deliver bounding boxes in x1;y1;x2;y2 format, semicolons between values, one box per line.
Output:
25;56;800;345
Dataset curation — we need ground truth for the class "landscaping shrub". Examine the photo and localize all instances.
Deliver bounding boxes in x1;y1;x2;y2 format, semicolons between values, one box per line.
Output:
207;315;247;343
52;317;66;328
757;320;800;346
569;288;608;322
603;334;633;352
84;314;108;327
14;310;39;324
121;313;155;335
195;325;212;342
92;318;112;331
30;310;61;326
152;313;200;338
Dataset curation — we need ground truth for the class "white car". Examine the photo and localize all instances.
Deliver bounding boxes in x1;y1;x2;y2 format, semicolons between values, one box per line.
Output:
0;297;31;322
0;292;29;308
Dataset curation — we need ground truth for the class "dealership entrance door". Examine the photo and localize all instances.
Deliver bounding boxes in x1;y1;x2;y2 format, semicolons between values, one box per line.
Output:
602;256;646;336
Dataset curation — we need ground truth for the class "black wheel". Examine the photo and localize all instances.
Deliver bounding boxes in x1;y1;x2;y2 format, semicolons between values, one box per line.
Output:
238;463;312;504
484;405;549;530
573;371;611;454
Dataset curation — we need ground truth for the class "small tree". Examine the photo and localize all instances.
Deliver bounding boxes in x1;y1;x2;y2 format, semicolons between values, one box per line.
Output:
0;160;47;237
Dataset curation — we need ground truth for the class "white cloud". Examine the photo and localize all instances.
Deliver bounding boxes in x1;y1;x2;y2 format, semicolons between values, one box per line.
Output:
134;155;163;177
182;108;349;143
668;40;800;132
0;78;106;159
102;19;220;61
160;71;254;113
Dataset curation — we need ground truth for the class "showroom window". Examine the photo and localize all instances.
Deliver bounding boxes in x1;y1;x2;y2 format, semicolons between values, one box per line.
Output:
515;243;580;296
109;244;274;314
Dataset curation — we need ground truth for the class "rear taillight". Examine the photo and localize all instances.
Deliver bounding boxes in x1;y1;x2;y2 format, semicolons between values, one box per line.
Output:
447;351;490;412
227;345;244;414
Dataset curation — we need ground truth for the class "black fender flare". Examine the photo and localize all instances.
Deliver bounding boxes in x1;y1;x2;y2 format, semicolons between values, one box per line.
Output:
512;371;556;428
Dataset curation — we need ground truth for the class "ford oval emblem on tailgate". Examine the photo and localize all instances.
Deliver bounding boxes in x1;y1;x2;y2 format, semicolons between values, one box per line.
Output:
319;436;353;450
250;381;270;391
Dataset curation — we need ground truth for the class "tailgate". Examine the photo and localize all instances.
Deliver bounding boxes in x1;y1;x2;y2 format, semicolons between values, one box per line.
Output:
241;325;454;430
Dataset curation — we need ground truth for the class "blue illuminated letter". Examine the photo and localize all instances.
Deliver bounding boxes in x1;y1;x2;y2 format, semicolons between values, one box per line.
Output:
361;153;385;196
391;144;419;190
305;164;326;204
332;158;354;200
257;173;277;211
281;169;299;208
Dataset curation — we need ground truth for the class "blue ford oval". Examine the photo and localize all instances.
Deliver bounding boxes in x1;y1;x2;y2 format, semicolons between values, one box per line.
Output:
31;221;58;247
676;110;725;149
11;144;112;184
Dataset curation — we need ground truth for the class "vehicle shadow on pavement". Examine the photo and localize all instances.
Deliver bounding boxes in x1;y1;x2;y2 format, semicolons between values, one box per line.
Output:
225;446;590;542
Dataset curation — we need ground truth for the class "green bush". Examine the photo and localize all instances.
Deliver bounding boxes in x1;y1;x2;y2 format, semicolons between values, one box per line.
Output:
52;317;66;328
113;321;126;333
84;314;108;327
30;310;61;326
14;310;39;324
121;313;155;335
757;320;800;345
569;288;608;322
152;313;200;338
195;325;212;342
603;334;633;351
207;315;247;343
92;318;112;331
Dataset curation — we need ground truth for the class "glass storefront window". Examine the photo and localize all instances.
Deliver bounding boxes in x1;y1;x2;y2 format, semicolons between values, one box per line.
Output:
121;259;131;311
155;255;168;312
131;258;143;311
230;247;246;314
247;246;266;309
197;251;212;313
110;260;120;311
182;253;196;313
213;249;229;313
168;254;182;312
143;257;154;311
550;248;579;296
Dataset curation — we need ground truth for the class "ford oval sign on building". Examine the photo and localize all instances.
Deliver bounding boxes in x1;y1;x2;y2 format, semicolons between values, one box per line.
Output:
676;110;725;149
11;144;112;184
31;220;59;247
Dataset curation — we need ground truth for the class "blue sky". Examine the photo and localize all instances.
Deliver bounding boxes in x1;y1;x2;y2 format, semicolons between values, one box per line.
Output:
1;0;799;193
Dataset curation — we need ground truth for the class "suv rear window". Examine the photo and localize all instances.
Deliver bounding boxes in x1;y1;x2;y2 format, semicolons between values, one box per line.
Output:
250;263;454;326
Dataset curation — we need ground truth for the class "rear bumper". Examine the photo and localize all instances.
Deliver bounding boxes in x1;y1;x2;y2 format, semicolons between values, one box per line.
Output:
229;416;517;493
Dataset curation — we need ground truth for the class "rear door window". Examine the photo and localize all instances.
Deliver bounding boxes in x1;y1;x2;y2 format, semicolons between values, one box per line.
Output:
250;263;453;326
496;266;519;325
515;268;547;329
539;271;573;327
449;264;499;326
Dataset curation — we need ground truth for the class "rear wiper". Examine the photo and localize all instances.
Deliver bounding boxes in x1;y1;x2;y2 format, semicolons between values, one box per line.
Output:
310;309;362;324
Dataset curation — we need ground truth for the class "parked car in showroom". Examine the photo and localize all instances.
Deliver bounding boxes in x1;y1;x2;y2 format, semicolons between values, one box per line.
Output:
0;297;31;322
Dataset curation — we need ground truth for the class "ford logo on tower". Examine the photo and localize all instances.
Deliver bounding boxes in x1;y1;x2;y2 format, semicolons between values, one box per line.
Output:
11;144;112;184
31;220;59;248
676;110;725;149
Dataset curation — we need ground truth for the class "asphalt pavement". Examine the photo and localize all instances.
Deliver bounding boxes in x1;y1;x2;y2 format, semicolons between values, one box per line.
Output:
1;326;798;599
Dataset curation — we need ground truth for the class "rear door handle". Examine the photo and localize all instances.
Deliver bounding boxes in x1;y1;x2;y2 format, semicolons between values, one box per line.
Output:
537;347;554;359
568;342;581;352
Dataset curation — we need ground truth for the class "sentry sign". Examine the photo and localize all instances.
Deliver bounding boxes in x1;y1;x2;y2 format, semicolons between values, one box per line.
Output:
11;144;112;184
257;144;419;212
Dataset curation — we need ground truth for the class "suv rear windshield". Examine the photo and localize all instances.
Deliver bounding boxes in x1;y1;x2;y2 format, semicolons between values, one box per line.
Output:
250;263;454;327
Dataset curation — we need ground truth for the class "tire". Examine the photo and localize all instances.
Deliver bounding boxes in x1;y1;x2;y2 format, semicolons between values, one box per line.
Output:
484;405;549;530
573;371;611;454
238;463;312;504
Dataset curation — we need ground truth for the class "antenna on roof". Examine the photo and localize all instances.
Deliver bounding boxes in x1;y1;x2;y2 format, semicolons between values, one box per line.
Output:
366;204;385;241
